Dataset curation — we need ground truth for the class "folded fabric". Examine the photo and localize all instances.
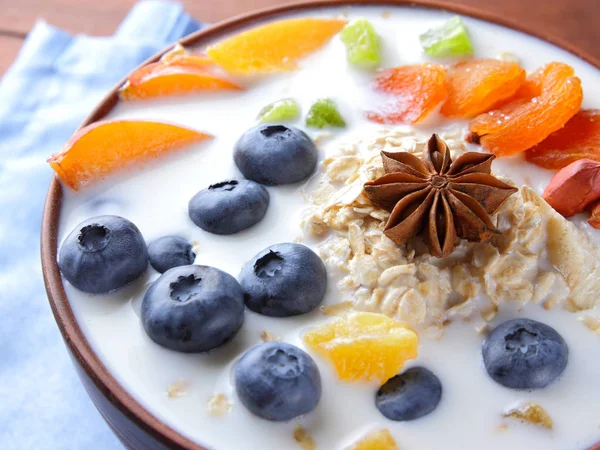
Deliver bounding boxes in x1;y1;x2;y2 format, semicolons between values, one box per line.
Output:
0;2;201;449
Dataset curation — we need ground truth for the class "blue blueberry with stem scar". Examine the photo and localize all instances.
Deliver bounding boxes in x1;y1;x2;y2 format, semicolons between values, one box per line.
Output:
58;215;148;294
188;179;269;235
141;265;244;353
235;342;321;421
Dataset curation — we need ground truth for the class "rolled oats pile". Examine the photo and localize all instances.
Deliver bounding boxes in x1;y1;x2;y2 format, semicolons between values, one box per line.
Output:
302;127;600;333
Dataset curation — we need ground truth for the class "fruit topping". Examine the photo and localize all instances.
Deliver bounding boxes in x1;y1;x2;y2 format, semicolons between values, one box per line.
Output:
363;134;517;257
48;120;211;190
469;62;583;155
235;342;321;421
188;179;269;235
239;243;327;317
365;64;446;124
120;64;242;100
340;18;381;69
348;429;398;450
589;200;600;229
542;159;600;217
234;125;318;185
141;265;244;353
206;18;346;74
306;98;347;128
148;236;195;273
59;215;148;294
525;109;600;169
441;59;525;118
303;312;418;382
159;43;214;67
482;318;568;389
375;367;442;421
258;98;300;123
419;16;473;58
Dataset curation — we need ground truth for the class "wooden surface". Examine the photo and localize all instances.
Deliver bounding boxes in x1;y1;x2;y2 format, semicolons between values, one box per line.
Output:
0;0;597;76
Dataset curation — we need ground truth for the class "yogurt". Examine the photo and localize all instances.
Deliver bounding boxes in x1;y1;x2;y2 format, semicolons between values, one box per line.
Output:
57;6;600;450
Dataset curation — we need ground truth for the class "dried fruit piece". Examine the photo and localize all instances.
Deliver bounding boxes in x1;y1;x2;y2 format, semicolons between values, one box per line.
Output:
258;98;300;123
589;200;600;229
206;18;346;74
365;64;446;124
419;16;473;57
504;402;553;429
525;109;600;169
340;18;381;69
469;62;583;155
441;59;525;118
120;65;242;100
303;312;418;382
306;98;346;128
348;429;398;450
294;426;316;450
542;159;600;217
160;43;213;67
48;120;211;190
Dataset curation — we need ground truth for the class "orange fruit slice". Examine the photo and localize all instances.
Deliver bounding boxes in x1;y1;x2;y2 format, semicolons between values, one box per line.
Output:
469;62;583;156
160;43;214;67
303;312;418;383
48;120;211;190
525;109;600;169
348;430;398;450
206;18;346;74
441;59;525;118
120;64;242;100
365;64;446;124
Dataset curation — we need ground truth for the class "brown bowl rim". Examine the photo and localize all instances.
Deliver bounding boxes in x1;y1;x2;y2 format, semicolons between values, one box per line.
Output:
40;1;600;449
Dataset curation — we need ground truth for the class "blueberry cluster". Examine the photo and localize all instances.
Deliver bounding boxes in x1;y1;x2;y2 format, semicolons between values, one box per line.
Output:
58;124;328;422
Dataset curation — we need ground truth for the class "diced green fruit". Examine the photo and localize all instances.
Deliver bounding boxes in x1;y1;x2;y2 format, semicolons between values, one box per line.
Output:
258;98;300;123
419;16;473;58
306;99;346;129
340;18;381;69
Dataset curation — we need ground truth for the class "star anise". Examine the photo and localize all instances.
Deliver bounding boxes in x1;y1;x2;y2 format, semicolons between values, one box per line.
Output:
364;134;518;258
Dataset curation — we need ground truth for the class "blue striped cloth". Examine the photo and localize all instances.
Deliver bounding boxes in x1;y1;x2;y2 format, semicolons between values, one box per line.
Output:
0;3;201;448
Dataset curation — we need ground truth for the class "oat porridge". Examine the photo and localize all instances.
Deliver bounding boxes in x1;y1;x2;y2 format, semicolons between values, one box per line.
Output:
48;5;600;450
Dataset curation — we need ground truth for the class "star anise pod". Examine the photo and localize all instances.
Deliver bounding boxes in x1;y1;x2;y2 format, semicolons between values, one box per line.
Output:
364;134;518;257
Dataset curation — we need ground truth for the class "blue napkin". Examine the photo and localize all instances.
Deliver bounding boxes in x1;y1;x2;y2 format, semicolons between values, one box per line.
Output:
0;2;201;448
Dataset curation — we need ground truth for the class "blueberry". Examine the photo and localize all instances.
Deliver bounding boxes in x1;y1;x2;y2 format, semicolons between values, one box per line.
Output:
235;342;321;421
148;236;195;273
58;215;148;294
141;265;244;353
189;179;269;235
233;124;318;186
239;243;327;317
482;318;568;389
375;367;442;421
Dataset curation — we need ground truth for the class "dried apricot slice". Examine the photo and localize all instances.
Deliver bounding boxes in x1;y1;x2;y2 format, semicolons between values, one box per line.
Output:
525;109;600;169
48;120;211;190
441;59;525;118
348;429;398;450
365;64;446;124
469;62;583;156
120;65;242;100
206;18;346;74
303;312;418;383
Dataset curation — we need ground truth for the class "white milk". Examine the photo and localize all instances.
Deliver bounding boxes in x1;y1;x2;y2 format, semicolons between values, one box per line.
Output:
57;6;600;450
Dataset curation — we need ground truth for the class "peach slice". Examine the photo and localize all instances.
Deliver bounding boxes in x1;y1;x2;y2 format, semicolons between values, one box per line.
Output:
48;120;211;190
469;62;583;156
365;64;447;124
441;59;525;118
120;64;242;100
206;18;347;74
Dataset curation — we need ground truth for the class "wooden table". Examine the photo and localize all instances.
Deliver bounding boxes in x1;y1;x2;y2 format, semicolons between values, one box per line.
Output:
0;0;596;76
